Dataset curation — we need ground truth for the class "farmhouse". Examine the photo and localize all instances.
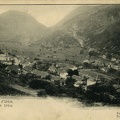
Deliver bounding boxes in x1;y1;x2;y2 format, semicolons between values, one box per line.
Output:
5;65;20;74
32;69;49;79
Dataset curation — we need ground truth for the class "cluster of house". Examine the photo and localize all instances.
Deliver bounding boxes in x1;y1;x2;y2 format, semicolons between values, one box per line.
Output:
46;63;98;90
83;58;120;72
1;52;119;92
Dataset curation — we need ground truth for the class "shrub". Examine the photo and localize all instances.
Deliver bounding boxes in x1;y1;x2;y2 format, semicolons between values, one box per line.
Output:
29;79;53;89
108;68;117;73
65;87;77;98
19;74;28;84
65;77;76;87
67;69;79;76
89;50;98;56
0;49;4;54
0;63;7;69
37;90;47;97
87;83;116;95
34;58;40;60
26;73;36;78
44;74;51;80
83;62;91;68
45;83;59;96
11;70;18;75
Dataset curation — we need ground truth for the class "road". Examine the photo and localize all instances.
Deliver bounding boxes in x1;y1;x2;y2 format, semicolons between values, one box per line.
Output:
9;84;38;97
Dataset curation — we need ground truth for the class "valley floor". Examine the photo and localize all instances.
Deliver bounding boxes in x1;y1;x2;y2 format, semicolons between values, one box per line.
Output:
0;48;120;106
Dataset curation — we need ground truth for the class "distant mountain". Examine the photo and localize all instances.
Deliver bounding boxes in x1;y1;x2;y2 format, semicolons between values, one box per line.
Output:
1;6;120;57
52;5;120;55
40;5;120;56
0;10;47;45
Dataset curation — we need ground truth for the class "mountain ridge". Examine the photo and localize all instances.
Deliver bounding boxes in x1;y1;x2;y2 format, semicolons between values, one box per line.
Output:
0;10;47;44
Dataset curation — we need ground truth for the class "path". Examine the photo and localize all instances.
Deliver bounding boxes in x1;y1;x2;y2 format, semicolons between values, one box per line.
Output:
9;84;38;97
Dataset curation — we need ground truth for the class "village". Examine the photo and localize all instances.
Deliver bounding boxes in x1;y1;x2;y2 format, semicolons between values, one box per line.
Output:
0;48;120;105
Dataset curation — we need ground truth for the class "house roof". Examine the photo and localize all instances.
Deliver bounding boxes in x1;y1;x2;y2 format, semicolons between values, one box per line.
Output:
83;60;90;63
6;65;20;71
32;69;49;77
23;66;32;72
72;75;82;81
51;75;61;81
60;72;68;79
48;66;56;72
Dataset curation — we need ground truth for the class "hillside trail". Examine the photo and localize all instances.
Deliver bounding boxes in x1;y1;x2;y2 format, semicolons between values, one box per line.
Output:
9;84;38;97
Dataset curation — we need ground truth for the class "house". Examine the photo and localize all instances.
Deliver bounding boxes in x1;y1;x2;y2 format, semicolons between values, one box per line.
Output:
78;65;83;69
14;57;21;65
113;84;120;93
73;75;94;88
0;54;13;65
2;60;12;65
32;69;49;79
51;75;64;85
111;57;116;62
72;75;82;81
112;65;120;70
87;79;96;86
100;67;109;72
59;71;68;79
51;75;61;81
73;75;82;87
102;55;106;59
5;65;20;74
48;65;57;73
83;59;90;63
0;54;7;61
115;59;120;64
23;66;33;73
70;66;78;70
74;81;82;87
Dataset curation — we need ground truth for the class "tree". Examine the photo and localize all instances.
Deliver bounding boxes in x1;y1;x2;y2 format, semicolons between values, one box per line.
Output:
45;84;59;96
0;49;3;54
67;69;79;76
80;49;84;54
44;74;51;80
11;60;15;65
65;76;76;87
18;64;23;71
89;50;98;57
37;90;47;97
106;54;112;60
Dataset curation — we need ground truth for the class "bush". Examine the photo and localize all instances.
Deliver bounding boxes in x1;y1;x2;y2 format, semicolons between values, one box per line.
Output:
45;84;59;96
34;58;40;60
37;90;47;97
88;83;116;95
108;68;117;73
65;87;77;98
83;62;91;68
65;77;76;87
0;63;7;69
85;90;117;104
26;73;36;78
37;62;51;71
19;74;28;84
11;70;18;75
29;79;53;89
0;49;4;54
89;50;98;56
44;74;51;80
67;69;79;76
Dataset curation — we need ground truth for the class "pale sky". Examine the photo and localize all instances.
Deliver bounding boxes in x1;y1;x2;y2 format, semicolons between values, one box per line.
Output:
0;5;78;27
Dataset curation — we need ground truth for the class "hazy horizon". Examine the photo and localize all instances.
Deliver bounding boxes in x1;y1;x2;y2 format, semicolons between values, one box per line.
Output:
0;5;79;27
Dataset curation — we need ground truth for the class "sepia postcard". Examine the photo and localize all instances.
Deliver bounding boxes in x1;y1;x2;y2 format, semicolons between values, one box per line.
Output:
0;0;120;120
